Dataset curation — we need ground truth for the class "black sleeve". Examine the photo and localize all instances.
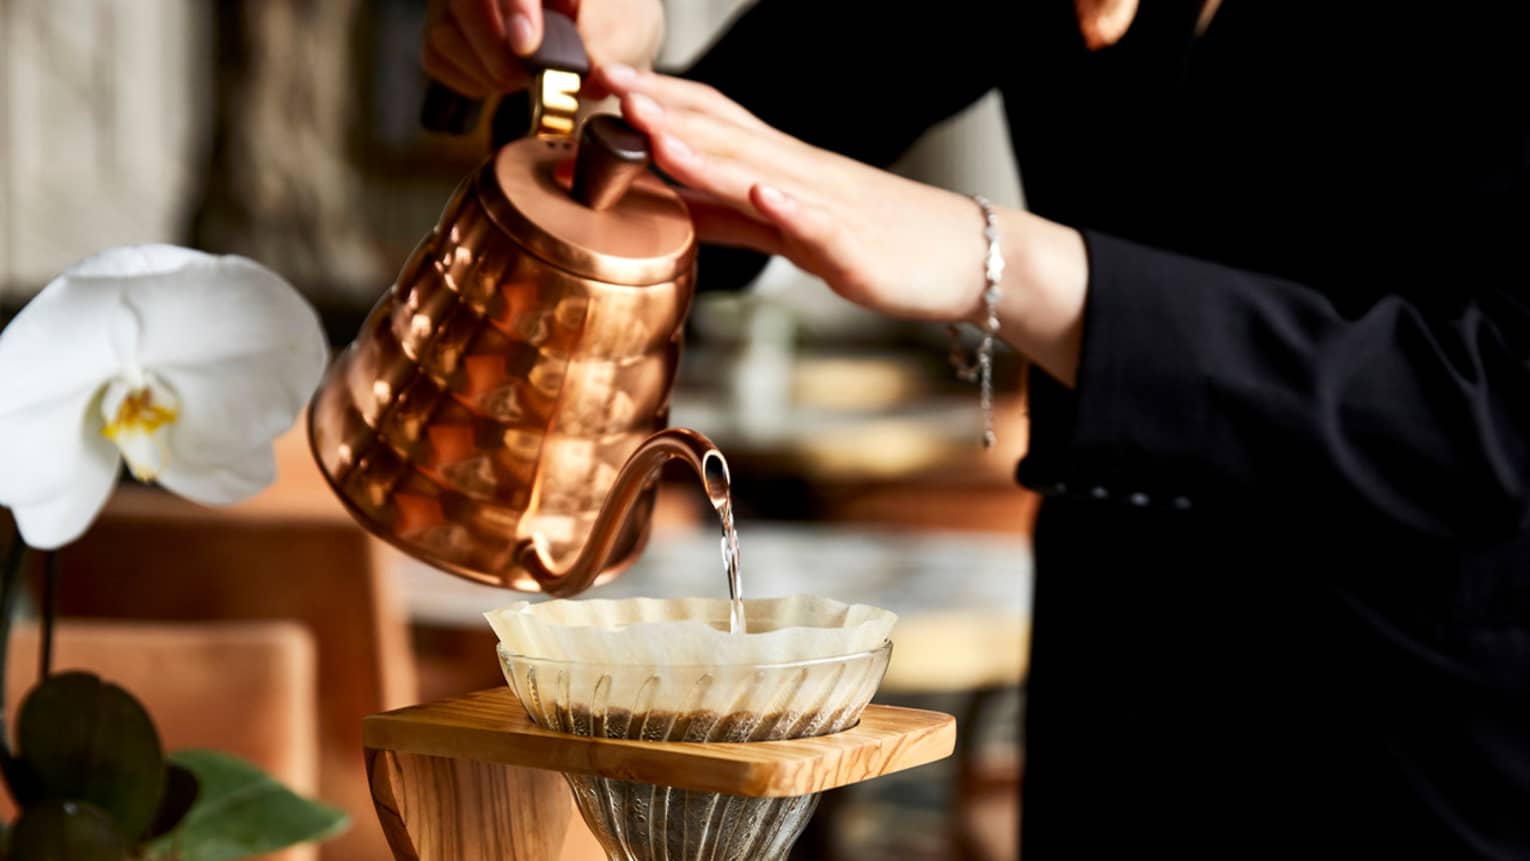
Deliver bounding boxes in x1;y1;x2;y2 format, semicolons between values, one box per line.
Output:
1019;226;1530;541
678;0;1014;292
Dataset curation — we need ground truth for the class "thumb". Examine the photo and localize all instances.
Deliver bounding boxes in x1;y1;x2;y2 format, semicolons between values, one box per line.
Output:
501;0;543;56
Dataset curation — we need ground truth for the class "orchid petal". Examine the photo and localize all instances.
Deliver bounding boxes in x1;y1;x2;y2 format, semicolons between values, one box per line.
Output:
4;419;121;550
65;244;215;281
112;248;329;375
0;386;100;507
0;262;138;430
155;342;325;479
158;443;275;506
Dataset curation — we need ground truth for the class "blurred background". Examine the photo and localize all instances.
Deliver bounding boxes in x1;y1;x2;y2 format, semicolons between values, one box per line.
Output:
0;1;1033;858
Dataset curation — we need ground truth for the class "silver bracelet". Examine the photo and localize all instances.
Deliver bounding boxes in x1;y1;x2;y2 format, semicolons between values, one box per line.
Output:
947;194;1004;449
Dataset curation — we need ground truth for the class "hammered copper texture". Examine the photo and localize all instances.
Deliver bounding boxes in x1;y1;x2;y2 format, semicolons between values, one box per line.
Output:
310;137;697;591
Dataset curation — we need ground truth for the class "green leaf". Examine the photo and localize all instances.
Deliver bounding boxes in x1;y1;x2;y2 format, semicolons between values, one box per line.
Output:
15;673;165;840
8;799;130;861
143;750;348;861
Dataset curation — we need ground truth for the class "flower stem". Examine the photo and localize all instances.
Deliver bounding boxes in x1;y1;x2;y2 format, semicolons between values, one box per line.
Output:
0;531;29;764
39;551;57;682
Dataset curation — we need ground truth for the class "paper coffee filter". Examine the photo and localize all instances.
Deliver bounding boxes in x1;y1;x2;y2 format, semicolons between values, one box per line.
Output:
491;596;896;741
484;594;896;666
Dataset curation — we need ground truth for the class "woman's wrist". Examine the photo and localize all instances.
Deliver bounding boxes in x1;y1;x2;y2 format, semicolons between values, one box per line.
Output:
976;208;1088;388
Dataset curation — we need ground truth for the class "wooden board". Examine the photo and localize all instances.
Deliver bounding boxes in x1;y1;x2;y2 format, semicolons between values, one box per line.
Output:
364;688;956;798
367;748;573;861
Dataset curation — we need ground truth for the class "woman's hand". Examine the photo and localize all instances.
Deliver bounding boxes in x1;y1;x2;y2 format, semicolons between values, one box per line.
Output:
598;64;990;322
422;0;663;98
598;65;1090;383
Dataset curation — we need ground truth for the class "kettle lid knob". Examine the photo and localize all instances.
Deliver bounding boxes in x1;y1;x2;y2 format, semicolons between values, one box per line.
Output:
571;114;649;211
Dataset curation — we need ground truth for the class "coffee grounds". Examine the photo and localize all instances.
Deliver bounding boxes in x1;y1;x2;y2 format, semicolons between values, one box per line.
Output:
547;705;854;743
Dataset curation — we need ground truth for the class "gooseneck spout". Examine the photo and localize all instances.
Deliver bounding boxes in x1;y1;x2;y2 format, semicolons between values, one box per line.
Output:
517;427;730;597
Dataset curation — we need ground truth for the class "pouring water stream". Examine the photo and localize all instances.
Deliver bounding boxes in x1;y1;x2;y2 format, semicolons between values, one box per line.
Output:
702;450;746;634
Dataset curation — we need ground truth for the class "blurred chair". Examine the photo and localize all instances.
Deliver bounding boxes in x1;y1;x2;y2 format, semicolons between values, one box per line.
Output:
3;620;319;861
42;426;417;861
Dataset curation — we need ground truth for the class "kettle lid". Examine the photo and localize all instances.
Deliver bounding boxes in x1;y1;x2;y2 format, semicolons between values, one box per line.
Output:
478;115;694;287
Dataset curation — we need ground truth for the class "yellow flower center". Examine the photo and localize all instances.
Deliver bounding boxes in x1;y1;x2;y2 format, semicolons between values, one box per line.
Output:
100;379;180;481
102;388;178;440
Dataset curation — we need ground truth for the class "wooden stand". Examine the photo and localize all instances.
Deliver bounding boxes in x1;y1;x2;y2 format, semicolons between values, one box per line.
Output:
364;688;957;860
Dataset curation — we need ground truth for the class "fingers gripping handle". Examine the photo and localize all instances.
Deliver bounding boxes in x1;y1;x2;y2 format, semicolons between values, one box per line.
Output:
419;8;589;136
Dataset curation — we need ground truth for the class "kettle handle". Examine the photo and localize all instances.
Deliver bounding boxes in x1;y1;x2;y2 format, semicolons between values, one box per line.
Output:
420;8;589;137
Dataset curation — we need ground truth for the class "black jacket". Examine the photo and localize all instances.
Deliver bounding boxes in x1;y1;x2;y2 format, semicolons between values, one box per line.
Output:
688;1;1530;856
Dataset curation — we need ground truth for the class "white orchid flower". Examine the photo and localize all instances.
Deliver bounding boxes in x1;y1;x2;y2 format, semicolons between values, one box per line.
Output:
0;245;329;549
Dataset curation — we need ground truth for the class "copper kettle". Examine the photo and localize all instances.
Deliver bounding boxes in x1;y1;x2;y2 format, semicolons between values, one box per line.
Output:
309;19;724;596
